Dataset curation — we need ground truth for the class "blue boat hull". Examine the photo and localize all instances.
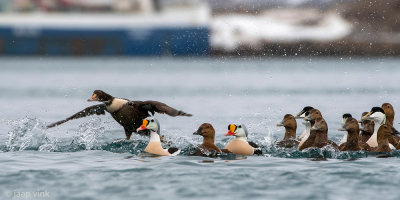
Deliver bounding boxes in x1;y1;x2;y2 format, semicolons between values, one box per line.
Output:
0;26;209;56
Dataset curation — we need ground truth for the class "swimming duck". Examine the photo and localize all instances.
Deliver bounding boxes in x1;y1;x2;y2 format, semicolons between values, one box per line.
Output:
338;117;364;151
47;90;192;140
370;124;398;153
359;112;374;143
307;109;329;148
192;123;221;157
382;103;394;126
300;109;338;150
381;103;400;148
294;106;314;146
222;124;262;156
362;107;386;148
338;113;353;146
136;118;180;156
295;106;314;120
276;114;299;148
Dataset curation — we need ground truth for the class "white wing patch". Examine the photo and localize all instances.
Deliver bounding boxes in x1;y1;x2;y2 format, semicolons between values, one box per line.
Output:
107;98;128;113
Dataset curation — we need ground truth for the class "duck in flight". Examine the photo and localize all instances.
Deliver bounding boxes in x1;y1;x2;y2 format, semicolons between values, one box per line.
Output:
47;90;192;140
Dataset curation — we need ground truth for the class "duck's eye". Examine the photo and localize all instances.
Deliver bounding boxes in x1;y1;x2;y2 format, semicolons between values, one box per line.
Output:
151;119;154;122
238;125;242;128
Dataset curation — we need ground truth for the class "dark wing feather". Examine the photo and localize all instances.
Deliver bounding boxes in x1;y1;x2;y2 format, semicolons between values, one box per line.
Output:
167;147;180;154
248;141;259;148
47;104;107;128
248;141;263;155
136;100;192;117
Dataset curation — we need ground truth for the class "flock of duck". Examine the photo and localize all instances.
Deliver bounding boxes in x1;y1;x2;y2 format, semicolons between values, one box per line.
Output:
276;105;400;153
47;90;400;157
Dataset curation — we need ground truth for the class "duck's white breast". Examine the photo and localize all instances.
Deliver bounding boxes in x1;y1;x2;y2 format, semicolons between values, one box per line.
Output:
107;98;128;113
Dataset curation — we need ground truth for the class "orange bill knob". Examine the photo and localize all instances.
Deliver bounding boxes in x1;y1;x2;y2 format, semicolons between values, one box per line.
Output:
225;124;236;136
136;119;149;132
88;93;98;102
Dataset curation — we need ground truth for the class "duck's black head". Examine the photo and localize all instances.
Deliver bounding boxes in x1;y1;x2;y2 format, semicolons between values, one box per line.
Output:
303;106;314;112
88;90;113;102
370;107;385;114
343;113;352;119
295;106;314;118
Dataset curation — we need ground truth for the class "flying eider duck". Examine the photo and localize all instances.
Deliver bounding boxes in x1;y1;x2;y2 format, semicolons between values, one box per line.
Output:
137;118;180;156
192;123;221;157
276;114;299;148
222;124;262;156
47;90;192;140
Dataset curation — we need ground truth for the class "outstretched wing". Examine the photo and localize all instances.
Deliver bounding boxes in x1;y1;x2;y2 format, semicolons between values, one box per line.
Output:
47;104;107;128
133;100;192;117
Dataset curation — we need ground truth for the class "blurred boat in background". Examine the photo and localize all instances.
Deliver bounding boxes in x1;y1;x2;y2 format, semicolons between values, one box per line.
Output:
211;9;352;53
0;0;210;56
0;0;399;56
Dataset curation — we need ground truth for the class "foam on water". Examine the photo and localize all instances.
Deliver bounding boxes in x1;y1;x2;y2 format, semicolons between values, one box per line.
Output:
6;117;49;151
2;116;397;160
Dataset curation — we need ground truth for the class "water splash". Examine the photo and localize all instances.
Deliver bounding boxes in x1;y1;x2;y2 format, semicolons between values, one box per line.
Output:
6;117;51;151
70;118;106;150
2;117;398;159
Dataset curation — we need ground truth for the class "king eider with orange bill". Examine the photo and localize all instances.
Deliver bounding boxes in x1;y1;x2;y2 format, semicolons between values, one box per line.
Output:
47;90;192;140
222;124;262;156
137;118;180;156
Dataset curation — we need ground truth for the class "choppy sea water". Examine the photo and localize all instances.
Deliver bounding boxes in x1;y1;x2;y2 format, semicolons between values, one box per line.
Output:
1;57;400;200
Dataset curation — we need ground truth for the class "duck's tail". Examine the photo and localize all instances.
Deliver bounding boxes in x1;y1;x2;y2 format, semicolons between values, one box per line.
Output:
168;147;181;156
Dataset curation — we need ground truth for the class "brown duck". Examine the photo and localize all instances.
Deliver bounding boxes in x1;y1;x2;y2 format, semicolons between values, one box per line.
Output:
299;109;338;150
47;90;192;140
338;117;365;151
338;113;353;146
276;114;299;148
381;103;400;149
359;111;374;143
192;123;221;157
370;124;397;153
